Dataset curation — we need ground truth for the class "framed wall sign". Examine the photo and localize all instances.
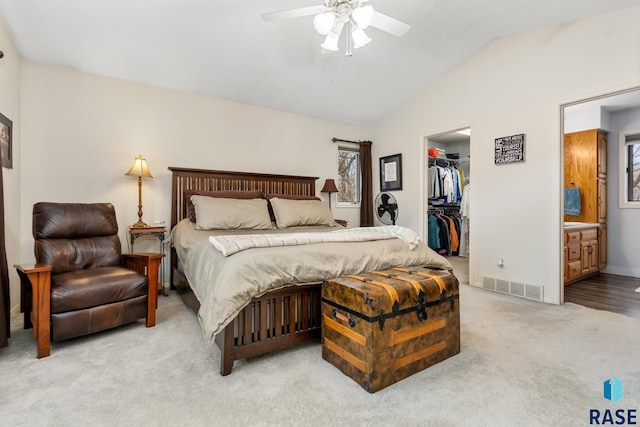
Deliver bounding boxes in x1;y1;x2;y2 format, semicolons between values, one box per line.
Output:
0;112;12;169
495;133;525;165
380;153;402;191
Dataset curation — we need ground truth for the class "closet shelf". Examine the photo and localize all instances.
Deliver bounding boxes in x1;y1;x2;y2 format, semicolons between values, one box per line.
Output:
428;204;460;208
428;157;458;166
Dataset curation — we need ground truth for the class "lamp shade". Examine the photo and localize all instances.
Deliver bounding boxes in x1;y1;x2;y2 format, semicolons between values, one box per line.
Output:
352;27;371;49
321;31;340;52
321;179;339;194
321;21;344;51
313;12;337;35
352;5;374;29
125;155;153;178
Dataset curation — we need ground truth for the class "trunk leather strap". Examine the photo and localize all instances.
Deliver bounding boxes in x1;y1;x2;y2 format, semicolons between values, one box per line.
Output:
370;270;423;296
391;268;447;294
346;274;399;304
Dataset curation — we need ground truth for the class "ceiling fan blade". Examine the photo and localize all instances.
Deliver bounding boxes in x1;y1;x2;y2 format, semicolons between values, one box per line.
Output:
370;11;411;37
261;5;327;22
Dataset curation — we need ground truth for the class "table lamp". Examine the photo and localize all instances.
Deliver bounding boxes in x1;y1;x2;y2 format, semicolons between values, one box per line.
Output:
321;178;339;210
125;155;153;228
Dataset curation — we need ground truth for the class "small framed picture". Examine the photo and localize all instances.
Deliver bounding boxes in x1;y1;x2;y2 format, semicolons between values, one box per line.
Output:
379;153;402;191
0;112;12;169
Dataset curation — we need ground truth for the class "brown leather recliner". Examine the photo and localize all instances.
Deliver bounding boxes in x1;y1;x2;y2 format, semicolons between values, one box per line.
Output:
15;202;164;358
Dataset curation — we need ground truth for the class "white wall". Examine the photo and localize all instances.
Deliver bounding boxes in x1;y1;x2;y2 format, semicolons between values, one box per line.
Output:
564;107;612;133
372;6;640;303
604;107;640;277
0;18;22;314
564;108;603;133
18;62;369;308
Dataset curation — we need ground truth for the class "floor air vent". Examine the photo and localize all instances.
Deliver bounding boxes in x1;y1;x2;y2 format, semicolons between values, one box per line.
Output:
496;279;510;294
525;284;542;301
510;282;525;297
479;276;543;302
482;276;496;290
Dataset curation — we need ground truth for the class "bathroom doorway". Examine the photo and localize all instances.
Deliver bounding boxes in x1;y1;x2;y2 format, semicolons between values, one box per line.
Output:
561;87;640;316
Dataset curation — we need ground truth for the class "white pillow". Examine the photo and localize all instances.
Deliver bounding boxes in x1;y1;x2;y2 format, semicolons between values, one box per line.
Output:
191;196;273;230
269;197;335;228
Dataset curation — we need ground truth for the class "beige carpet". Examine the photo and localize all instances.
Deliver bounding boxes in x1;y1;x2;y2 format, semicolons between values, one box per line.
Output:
1;271;638;426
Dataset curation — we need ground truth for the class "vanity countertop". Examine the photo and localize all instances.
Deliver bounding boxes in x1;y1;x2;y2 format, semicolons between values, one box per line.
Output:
564;222;600;230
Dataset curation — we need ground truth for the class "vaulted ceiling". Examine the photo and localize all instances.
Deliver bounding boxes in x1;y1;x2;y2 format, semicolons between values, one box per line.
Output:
1;0;640;126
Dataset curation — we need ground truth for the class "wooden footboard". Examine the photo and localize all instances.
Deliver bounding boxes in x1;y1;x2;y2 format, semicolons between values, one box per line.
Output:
173;270;321;375
215;284;322;375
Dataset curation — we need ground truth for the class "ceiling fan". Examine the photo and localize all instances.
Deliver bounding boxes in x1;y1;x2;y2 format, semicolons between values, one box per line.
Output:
262;0;411;56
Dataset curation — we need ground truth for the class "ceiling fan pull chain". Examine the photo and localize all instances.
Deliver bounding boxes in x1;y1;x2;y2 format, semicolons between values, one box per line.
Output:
345;21;353;57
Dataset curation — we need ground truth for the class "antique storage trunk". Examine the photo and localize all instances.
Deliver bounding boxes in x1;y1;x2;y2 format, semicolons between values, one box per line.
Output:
321;267;460;393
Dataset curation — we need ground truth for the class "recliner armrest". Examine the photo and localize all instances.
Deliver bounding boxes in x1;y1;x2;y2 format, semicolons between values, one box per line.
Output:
14;263;52;359
122;252;164;275
122;253;165;328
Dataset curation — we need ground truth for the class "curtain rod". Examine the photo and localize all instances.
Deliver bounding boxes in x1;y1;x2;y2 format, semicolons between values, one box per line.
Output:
332;138;372;145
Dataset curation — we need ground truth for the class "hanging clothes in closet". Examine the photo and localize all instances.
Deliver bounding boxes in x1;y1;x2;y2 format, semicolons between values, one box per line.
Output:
428;157;464;256
427;208;462;256
428;159;465;206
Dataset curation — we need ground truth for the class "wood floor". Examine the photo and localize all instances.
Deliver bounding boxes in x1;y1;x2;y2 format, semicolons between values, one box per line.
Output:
448;257;639;318
564;273;640;318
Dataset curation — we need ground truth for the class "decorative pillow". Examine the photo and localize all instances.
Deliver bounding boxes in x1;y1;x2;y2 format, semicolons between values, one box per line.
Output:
185;190;264;222
265;194;321;222
269;197;335;228
191;195;273;230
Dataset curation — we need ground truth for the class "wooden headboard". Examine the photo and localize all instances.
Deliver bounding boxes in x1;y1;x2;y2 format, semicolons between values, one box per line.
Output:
168;167;319;230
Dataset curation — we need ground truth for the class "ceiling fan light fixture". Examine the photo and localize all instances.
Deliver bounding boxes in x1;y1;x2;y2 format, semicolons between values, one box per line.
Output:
321;32;340;51
352;5;374;29
321;21;344;51
313;12;337;35
262;1;411;57
352;26;371;49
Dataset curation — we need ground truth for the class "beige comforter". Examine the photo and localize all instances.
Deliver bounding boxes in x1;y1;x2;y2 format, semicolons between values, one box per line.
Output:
171;219;453;345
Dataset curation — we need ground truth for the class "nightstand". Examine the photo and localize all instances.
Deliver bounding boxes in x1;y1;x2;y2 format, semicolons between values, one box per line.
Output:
335;219;348;227
129;226;167;295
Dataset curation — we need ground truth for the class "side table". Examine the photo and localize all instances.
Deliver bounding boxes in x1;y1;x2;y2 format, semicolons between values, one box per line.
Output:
129;226;167;295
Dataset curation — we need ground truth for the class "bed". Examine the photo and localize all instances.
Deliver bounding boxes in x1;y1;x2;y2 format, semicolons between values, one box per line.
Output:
169;167;452;375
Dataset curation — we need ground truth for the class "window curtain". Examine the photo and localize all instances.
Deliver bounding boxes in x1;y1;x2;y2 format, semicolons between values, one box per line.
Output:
359;140;373;227
0;163;9;347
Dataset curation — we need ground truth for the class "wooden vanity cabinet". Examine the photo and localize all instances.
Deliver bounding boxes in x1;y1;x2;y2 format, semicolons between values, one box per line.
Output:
565;231;581;283
598;224;607;269
564;128;607;274
580;228;599;276
564;129;607;224
564;226;599;285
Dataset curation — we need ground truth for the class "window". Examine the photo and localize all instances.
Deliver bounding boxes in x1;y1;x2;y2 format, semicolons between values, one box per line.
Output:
626;140;640;201
620;130;640;208
337;146;361;205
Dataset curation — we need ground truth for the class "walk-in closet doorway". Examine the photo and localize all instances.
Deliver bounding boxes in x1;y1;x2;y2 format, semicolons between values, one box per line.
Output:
424;128;472;285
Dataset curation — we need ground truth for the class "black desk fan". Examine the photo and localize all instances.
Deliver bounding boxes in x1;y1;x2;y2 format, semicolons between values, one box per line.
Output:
375;192;398;225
